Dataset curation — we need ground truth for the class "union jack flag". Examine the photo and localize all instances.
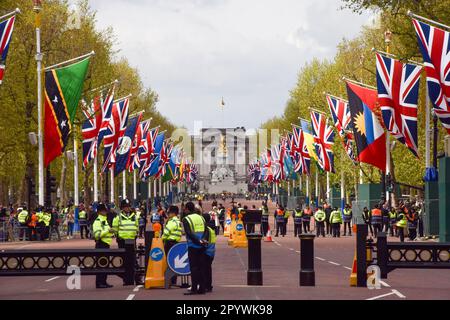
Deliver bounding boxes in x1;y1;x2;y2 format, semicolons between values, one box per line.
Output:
376;53;422;157
326;95;356;161
271;143;286;182
311;111;335;173
156;141;174;178
248;160;261;185
184;159;198;184
0;15;16;84
127;119;150;172
102;98;129;172
97;90;115;147
291;125;311;175
81;97;102;167
260;149;273;183
138;127;159;179
412;18;450;134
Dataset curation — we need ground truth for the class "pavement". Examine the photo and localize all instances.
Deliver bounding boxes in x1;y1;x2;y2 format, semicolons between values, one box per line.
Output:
0;200;449;300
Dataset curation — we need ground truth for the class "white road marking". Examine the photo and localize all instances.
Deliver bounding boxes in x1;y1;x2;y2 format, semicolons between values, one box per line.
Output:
366;289;406;300
343;266;352;270
380;281;391;288
295;251;300;253
133;285;143;292
289;248;294;251
315;257;326;261
392;289;406;298
126;294;135;300
328;261;340;266
45;276;60;282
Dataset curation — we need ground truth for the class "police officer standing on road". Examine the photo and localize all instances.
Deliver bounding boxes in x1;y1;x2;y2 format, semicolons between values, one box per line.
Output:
93;203;114;289
302;205;312;233
362;207;373;236
162;205;183;285
293;205;303;237
17;205;30;241
314;206;326;237
260;201;270;236
342;204;352;236
182;202;209;295
329;207;342;238
324;203;332;236
203;213;216;293
79;203;88;239
371;204;383;237
112;199;138;249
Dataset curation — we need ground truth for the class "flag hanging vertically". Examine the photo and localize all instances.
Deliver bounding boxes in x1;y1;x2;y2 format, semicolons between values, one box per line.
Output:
0;14;16;85
291;125;311;175
127;119;150;172
325;95;356;162
138;127;159;178
156;141;174;179
81;97;102;168
311;111;335;173
146;132;165;178
412;18;450;133
376;52;422;157
102;98;129;172
114;112;142;176
44;57;90;167
97;89;115;147
260;149;273;183
346;81;386;171
300;119;319;162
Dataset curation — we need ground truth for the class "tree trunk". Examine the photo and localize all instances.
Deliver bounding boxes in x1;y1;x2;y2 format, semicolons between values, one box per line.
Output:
60;155;67;207
83;164;93;205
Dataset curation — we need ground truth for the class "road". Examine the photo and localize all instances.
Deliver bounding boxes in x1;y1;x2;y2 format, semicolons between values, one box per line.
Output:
0;200;449;300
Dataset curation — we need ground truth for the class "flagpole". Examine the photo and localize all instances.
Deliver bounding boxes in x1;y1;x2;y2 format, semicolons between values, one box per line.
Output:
44;51;95;71
93;156;98;202
425;86;431;172
110;167;114;204
306;175;310;206
341;154;345;212
385;30;392;204
74;130;79;232
153;179;157;200
407;10;450;30
0;8;20;21
315;170;319;207
133;170;137;202
122;171;126;200
326;171;330;203
34;1;44;206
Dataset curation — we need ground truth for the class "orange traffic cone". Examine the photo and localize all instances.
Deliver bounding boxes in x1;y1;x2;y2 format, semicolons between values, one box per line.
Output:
349;253;357;287
264;224;273;242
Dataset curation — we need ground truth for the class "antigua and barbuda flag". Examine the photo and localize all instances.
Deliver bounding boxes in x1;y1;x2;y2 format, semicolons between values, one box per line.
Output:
346;81;386;171
0;14;17;85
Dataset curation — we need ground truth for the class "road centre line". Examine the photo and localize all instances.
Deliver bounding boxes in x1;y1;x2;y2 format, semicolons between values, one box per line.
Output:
315;257;326;261
328;261;340;266
45;276;60;282
133;285;143;292
366;289;406;300
126;294;135;300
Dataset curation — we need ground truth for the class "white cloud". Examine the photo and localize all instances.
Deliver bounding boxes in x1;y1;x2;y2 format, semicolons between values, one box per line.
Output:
83;0;372;131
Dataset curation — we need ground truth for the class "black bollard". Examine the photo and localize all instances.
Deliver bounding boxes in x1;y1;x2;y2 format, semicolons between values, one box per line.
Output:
299;234;315;286
144;230;154;269
356;224;368;287
247;233;263;286
123;239;136;285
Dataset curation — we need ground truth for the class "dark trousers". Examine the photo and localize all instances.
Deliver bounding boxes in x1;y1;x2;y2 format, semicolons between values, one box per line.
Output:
389;223;397;237
373;224;382;238
294;223;302;237
261;222;269;236
408;228;417;241
188;247;207;293
398;228;405;242
220;221;225;233
332;223;341;237
205;255;214;291
50;225;61;241
418;219;424;238
343;222;352;235
366;223;374;236
19;224;31;241
316;221;325;237
275;221;285;236
164;240;178;285
139;226;145;238
303;220;310;233
95;241;110;286
80;223;88;239
325;221;331;235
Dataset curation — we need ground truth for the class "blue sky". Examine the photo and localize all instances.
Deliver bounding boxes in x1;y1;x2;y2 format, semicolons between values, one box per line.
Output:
82;0;374;132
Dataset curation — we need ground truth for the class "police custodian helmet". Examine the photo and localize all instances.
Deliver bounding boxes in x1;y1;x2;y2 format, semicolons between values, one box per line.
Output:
97;203;108;213
120;198;131;209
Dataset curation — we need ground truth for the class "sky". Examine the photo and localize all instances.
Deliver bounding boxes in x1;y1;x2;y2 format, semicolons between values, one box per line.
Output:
83;0;373;133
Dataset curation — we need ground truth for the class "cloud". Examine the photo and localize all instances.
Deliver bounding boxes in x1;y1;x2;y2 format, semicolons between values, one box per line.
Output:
83;0;372;132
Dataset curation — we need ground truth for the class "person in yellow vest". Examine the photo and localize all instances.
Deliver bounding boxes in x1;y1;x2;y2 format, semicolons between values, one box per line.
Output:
314;207;326;237
329;207;343;238
93;203;114;289
182;202;209;295
78;203;88;239
396;210;408;242
275;205;286;237
302;205;313;233
203;213;216;293
42;208;52;240
293;206;303;237
162;205;183;285
112;199;139;249
35;207;45;241
17;205;31;241
342;204;353;236
389;207;398;237
283;208;290;236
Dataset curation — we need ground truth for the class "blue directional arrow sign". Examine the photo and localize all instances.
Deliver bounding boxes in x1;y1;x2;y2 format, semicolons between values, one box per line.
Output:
167;242;190;275
226;218;231;225
236;223;244;231
150;247;164;262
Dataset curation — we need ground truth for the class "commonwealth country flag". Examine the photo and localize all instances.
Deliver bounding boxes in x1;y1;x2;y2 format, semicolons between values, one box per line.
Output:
44;57;90;167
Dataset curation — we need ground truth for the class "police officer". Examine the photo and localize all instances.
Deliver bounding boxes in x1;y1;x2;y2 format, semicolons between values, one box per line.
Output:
371;204;383;237
362;207;373;236
182;202;209;295
314;207;326;237
162;206;183;285
203;213;216;293
324;203;332;235
112;199;138;249
79;203;88;239
93;203;114;288
342;204;353;236
17;205;30;241
406;207;418;241
293;205;303;237
260;201;270;236
389;207;398;237
329;207;342;238
396;209;408;242
275;205;285;237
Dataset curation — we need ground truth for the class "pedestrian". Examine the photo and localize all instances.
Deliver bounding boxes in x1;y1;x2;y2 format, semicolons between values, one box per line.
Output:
302;205;312;233
314;207;326;237
382;202;390;233
203;213;216;293
362;207;373;236
65;207;75;239
406;207;418;241
371;204;383;237
138;207;146;238
417;204;424;238
209;206;220;235
324;203;332;235
389;207;398;237
342;204;352;236
396;210;408;242
78;203;88;239
260;201;270;236
182;202;209;295
218;204;225;233
329;207;342;238
49;207;61;241
93;203;114;289
293;205;303;237
162;205;183;285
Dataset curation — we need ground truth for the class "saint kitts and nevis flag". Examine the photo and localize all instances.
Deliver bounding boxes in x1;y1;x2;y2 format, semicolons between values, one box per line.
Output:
44;57;91;167
0;12;17;85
